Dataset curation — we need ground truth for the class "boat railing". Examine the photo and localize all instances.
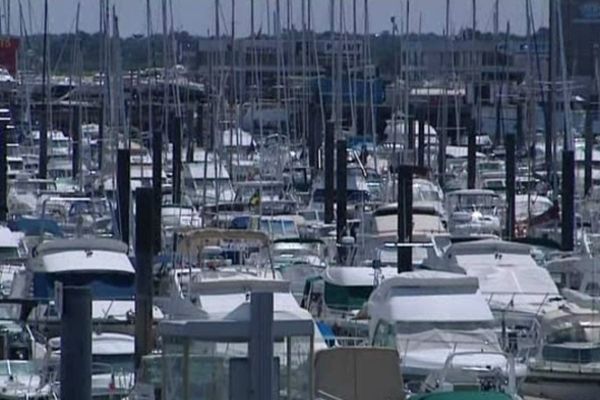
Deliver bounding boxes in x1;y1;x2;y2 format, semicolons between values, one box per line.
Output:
483;291;561;315
396;337;502;357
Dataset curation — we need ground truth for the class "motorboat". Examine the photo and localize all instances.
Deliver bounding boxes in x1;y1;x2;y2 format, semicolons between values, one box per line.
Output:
303;265;400;343
522;308;600;400
545;256;600;309
422;236;565;330
367;270;527;386
271;238;329;301
11;237;161;335
37;195;114;237
0;227;26;297
233;180;298;214
48;332;135;399
182;154;235;206
161;228;327;381
445;189;502;237
366;202;447;243
0;360;54;399
7;179;58;216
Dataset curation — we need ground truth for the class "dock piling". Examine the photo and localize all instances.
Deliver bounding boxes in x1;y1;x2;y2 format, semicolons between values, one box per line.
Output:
60;286;92;400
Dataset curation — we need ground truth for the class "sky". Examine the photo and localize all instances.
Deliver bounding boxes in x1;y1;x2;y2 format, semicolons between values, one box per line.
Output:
17;0;549;37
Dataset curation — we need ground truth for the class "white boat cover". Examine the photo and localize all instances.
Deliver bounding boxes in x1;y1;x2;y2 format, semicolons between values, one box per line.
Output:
396;328;505;373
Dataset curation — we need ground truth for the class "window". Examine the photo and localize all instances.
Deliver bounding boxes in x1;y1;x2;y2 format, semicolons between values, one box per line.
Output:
372;321;396;349
324;283;373;311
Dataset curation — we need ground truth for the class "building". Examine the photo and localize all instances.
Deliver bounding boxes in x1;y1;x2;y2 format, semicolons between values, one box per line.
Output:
562;0;600;78
193;34;366;100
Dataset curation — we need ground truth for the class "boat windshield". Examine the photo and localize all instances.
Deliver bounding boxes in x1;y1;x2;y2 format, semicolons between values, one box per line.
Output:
11;181;57;193
0;247;18;262
0;361;37;377
237;184;285;202
260;219;298;239
312;189;369;204
449;194;498;210
414;188;441;202
395;320;496;334
324;282;373;311
32;272;135;300
547;322;600;344
542;343;600;364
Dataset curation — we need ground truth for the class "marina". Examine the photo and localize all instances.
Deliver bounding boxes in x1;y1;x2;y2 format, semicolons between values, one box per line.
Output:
0;0;597;399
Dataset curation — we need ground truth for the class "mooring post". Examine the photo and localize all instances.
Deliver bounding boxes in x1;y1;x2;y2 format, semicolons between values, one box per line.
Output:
561;149;575;251
250;292;274;400
134;187;155;373
117;148;131;246
60;286;92;400
397;165;413;272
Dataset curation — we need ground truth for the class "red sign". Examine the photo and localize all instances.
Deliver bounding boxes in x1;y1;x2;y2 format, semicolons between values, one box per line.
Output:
0;38;19;76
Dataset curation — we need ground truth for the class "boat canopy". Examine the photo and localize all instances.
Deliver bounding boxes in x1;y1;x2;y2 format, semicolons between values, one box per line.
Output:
178;228;270;254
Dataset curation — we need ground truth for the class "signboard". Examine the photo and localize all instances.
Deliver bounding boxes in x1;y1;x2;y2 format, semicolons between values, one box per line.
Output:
0;38;19;76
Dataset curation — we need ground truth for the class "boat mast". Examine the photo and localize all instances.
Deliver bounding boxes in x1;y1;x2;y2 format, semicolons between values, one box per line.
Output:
545;0;556;190
145;0;153;181
38;0;48;179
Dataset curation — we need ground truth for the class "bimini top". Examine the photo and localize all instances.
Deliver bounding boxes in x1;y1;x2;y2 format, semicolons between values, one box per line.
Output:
368;271;494;324
178;228;270;254
30;238;133;274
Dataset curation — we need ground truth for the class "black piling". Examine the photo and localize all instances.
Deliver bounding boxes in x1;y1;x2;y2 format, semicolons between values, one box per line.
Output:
134;187;154;372
72;107;81;179
417;114;425;168
397;165;413;272
505;132;516;240
0;118;7;222
250;292;274;400
585;101;594;196
172;116;182;204
324;121;335;224
151;130;162;253
60;286;92;400
117;148;131;246
467;117;477;189
336;139;347;242
561;149;575;251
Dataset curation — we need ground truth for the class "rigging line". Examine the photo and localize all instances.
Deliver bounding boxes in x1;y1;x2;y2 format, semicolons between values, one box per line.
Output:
49;11;78;75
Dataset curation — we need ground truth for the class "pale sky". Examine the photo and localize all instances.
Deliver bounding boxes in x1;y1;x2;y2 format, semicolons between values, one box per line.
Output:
17;0;548;37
